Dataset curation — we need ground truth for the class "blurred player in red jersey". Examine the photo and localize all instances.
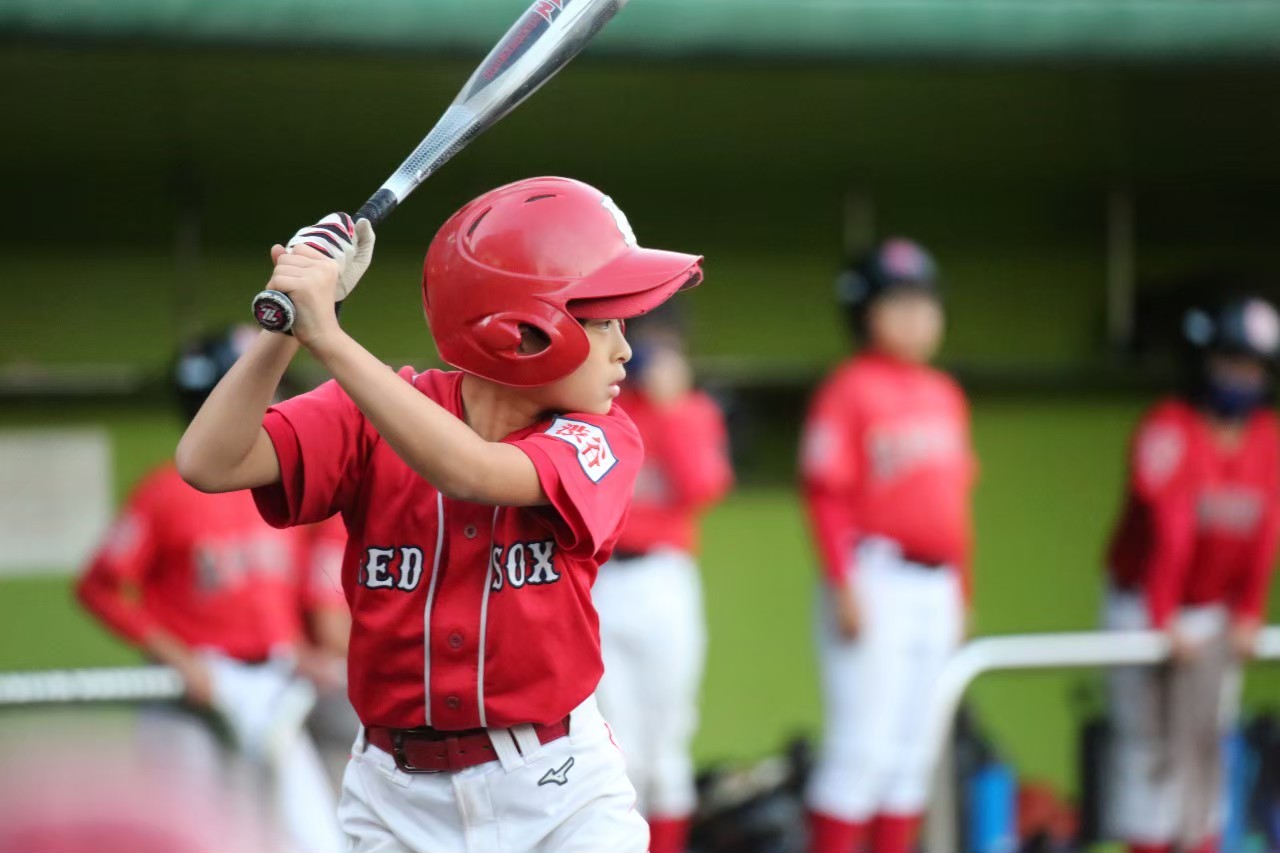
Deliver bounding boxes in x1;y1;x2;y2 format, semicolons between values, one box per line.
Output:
76;327;345;853
593;309;734;853
175;178;705;853
1103;296;1280;853
299;514;361;784
800;239;976;853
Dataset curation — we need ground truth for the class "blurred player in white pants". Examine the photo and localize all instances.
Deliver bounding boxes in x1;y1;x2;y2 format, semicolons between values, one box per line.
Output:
594;311;734;853
76;328;345;853
1103;296;1280;853
801;240;976;853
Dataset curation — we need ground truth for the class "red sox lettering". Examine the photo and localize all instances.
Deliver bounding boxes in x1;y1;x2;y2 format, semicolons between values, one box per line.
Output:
490;540;561;591
358;546;426;591
193;535;294;591
355;541;562;592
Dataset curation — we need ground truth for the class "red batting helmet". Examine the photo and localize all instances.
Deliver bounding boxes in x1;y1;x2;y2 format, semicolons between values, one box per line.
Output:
423;177;704;387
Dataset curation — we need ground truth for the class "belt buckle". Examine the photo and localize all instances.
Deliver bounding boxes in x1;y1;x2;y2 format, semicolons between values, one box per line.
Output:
390;729;444;774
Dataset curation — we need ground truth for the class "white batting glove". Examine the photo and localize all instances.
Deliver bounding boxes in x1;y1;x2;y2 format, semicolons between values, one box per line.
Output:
285;212;376;301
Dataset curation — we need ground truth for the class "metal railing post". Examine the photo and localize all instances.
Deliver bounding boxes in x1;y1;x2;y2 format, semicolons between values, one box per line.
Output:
923;627;1280;853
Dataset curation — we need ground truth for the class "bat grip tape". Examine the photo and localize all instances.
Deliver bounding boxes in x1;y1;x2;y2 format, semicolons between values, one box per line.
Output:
252;189;398;333
355;188;399;230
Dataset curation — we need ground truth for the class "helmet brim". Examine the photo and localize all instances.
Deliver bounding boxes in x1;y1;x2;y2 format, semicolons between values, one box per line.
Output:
568;247;704;320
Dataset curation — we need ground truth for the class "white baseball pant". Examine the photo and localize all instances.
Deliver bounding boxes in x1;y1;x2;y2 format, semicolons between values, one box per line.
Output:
203;652;345;853
337;694;648;853
593;548;706;818
1103;588;1239;848
805;537;964;821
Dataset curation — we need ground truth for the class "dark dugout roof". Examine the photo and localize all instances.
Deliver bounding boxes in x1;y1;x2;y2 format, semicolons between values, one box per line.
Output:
5;0;1280;63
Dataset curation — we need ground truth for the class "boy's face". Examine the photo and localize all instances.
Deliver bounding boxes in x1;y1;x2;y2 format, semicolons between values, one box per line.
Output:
866;291;944;364
529;319;632;415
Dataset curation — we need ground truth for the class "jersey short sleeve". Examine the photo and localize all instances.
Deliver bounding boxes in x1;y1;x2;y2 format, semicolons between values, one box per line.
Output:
801;374;860;494
1125;404;1198;627
89;506;156;585
77;470;168;643
253;375;382;528
512;408;643;558
1130;407;1191;501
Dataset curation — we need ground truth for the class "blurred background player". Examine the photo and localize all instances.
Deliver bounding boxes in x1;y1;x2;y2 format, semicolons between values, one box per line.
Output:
800;239;977;853
299;513;359;786
75;326;346;853
1103;295;1280;853
593;308;734;853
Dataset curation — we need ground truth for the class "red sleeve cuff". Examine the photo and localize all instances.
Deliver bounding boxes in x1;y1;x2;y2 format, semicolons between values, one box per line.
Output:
518;441;589;555
251;412;304;529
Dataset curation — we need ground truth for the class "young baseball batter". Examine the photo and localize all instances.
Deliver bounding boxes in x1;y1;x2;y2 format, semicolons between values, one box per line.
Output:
592;311;734;853
77;327;345;853
1104;296;1280;853
800;239;976;853
175;176;704;853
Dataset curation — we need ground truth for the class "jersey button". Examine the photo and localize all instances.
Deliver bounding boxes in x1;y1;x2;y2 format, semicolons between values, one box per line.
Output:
448;631;464;650
446;695;461;710
464;524;478;539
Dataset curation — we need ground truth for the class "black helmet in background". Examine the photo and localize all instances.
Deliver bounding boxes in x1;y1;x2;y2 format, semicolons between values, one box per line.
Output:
835;238;941;341
173;326;259;422
1182;295;1280;419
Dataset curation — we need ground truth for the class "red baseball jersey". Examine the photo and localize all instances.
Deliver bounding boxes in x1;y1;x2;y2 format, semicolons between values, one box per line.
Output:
611;387;733;556
252;368;643;731
303;515;349;612
78;464;308;661
800;352;977;590
1107;398;1280;628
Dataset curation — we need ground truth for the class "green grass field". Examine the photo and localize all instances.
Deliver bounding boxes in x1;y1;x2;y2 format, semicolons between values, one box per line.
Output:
6;397;1280;797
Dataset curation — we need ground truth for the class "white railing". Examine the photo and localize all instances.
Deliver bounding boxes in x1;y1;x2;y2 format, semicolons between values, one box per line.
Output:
923;626;1280;853
0;665;183;705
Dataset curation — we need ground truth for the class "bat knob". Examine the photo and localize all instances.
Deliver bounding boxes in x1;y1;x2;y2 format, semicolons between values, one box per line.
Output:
252;290;296;335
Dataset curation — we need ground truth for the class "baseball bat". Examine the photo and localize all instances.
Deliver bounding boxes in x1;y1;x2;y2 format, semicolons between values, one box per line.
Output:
252;0;629;334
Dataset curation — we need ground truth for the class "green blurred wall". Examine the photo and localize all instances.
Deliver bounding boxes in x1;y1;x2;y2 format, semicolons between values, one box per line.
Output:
5;47;1280;378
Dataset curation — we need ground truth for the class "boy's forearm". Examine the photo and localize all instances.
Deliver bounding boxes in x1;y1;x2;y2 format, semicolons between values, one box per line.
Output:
310;332;541;505
176;331;298;490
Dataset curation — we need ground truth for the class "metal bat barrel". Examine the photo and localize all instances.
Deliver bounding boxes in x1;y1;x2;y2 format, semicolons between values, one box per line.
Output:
253;0;628;334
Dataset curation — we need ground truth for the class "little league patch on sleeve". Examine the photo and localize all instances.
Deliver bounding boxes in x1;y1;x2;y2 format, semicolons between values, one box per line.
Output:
547;418;618;483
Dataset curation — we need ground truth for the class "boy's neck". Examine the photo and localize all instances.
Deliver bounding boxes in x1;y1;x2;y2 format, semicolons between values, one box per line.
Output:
460;373;546;442
863;345;927;366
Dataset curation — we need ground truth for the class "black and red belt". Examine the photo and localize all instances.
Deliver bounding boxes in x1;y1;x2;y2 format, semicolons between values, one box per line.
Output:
364;716;571;774
901;552;949;571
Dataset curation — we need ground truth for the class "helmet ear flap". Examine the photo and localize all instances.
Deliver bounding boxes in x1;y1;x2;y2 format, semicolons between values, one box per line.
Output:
1183;308;1215;348
473;315;524;352
464;308;590;386
835;267;869;310
835;267;871;341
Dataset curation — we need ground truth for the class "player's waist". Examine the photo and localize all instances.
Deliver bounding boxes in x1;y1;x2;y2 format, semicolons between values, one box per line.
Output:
613;513;698;556
855;533;958;572
363;716;570;774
